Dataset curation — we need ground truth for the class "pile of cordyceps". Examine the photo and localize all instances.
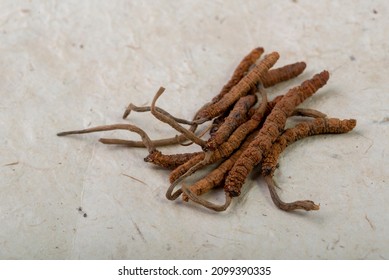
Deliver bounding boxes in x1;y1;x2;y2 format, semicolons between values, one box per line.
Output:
58;47;356;212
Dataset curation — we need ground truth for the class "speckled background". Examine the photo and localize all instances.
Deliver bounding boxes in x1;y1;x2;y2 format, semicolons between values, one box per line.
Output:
0;0;388;259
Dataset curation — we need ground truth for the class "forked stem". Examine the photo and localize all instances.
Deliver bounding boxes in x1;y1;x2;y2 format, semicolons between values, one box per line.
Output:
57;124;155;153
123;103;198;125
151;87;207;148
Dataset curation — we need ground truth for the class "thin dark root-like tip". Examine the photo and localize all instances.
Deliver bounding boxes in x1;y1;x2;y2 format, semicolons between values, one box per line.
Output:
57;124;155;153
122;105;132;119
265;176;320;212
57;130;85;136
192;117;210;125
182;184;232;212
166;179;183;201
179;140;194;146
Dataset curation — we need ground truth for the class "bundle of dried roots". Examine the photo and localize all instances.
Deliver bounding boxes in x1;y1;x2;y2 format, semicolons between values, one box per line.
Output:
57;47;357;213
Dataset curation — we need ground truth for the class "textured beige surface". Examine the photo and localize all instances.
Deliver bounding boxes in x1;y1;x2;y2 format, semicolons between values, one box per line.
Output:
0;0;388;259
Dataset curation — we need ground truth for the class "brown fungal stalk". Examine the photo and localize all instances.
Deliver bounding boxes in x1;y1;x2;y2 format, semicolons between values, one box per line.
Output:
261;118;357;176
262;118;356;211
57;47;357;214
224;70;330;198
194;52;279;121
261;61;307;88
205;94;257;151
211;47;264;103
168;87;268;184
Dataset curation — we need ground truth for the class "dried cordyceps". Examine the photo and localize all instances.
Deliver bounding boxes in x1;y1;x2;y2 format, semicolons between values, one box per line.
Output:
224;71;330;197
261;62;306;88
168;88;268;184
205;94;257;151
57;47;357;214
194;52;279;121
181;130;259;203
57;122;201;170
113;93;214;148
261;118;357;177
144;150;203;170
178;71;330;211
262;118;356;211
150;87;207;148
180;113;335;204
211;47;264;104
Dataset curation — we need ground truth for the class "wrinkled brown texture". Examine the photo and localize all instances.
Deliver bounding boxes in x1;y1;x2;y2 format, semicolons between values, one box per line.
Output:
144;150;203;170
261;62;307;88
225;71;330;197
205;94;257;151
57;47;357;213
182;130;259;201
260;118;356;212
169;89;268;183
261;118;357;176
195;52;279;120
211;47;264;104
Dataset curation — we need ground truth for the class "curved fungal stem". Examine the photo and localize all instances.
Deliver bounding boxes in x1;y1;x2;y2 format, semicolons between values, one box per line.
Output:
182;185;232;212
224;71;330;197
57;124;155;153
99;124;209;148
165;151;213;200
123;103;201;125
264;176;320;211
151;87;207;148
117;95;213;148
261;118;357;176
179;123;213;146
99;135;185;147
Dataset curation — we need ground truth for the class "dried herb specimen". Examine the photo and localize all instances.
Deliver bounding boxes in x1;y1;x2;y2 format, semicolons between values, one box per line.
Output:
195;52;279;121
144;150;203;170
150;87;207;148
262;117;356;211
181;130;259;203
224;71;330;197
180;107;330;204
111;96;212;148
211;47;264;104
261;62;306;88
261;118;357;176
57;47;357;214
123;103;197;125
57;123;201;170
168;87;268;184
205;94;257;151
